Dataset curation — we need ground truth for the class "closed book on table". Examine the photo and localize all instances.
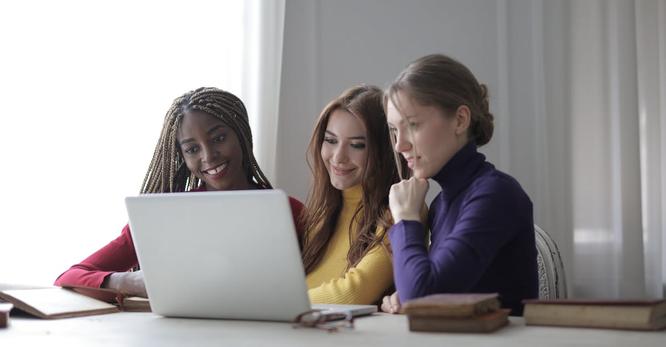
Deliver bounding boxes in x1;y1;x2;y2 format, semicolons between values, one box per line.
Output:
523;299;666;331
403;293;508;333
408;308;510;333
0;303;12;327
402;293;501;318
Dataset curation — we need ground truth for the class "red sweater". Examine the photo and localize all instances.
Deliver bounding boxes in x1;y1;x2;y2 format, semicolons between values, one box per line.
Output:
54;194;305;288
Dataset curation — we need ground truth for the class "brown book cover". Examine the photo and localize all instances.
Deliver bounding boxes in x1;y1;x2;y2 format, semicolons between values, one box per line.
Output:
408;308;510;333
0;303;12;328
0;285;152;319
523;299;666;331
402;293;501;318
120;297;151;312
0;288;119;319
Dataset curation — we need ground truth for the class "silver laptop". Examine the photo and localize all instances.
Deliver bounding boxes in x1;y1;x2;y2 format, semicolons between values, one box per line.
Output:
125;189;376;321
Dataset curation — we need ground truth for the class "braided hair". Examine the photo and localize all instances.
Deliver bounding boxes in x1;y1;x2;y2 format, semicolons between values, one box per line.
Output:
140;87;272;194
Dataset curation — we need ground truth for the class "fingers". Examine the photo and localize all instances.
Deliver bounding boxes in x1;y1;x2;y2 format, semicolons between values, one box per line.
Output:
381;295;392;313
381;293;401;314
389;177;429;223
134;271;148;298
391;177;429;198
389;292;401;314
133;271;148;298
407;176;429;195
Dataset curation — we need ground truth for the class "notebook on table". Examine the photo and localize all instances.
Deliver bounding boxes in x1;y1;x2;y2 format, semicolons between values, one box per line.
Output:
125;189;376;322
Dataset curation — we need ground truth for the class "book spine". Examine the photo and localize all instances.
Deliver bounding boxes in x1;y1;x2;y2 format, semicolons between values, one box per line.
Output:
0;303;11;328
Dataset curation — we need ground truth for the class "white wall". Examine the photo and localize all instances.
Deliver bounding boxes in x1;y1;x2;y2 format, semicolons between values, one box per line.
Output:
276;0;573;275
0;0;245;285
277;0;502;202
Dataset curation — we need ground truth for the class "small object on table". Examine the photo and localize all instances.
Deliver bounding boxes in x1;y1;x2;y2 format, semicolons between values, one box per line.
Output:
523;298;666;331
1;302;13;328
402;293;509;333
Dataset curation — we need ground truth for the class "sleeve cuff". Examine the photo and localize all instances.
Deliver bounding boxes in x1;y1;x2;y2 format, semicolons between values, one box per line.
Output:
389;220;426;249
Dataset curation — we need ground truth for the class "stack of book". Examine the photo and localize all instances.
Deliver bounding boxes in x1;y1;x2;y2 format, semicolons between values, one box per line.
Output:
0;303;12;327
402;293;510;333
523;299;666;331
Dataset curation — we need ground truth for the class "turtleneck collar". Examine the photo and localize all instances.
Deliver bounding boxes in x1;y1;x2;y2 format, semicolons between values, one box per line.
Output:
431;141;486;201
342;184;363;204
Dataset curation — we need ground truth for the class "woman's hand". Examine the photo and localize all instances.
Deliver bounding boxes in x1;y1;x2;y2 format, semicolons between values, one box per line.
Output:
104;270;148;298
381;292;401;314
389;177;429;223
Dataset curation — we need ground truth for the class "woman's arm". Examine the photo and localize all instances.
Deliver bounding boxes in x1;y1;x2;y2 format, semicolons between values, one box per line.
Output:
390;180;524;303
54;224;139;289
308;232;393;305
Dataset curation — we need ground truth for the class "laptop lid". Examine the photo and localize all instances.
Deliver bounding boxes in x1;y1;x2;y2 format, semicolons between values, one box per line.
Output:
125;189;311;322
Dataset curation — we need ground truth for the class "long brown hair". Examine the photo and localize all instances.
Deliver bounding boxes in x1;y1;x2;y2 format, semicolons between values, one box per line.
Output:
301;85;402;273
387;54;495;146
140;87;272;193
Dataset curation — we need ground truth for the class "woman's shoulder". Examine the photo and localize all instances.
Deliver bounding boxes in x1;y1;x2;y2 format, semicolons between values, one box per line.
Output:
287;196;305;211
466;165;531;206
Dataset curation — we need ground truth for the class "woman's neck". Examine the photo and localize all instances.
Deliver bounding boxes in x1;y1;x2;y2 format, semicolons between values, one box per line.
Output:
205;178;257;191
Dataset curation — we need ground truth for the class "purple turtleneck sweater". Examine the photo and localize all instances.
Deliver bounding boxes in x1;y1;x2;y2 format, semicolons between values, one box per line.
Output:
389;142;538;315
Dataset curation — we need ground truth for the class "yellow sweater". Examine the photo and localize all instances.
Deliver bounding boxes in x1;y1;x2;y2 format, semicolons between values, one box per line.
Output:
306;185;393;305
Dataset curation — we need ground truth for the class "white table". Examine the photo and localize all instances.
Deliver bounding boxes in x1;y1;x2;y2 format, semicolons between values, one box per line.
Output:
1;312;664;346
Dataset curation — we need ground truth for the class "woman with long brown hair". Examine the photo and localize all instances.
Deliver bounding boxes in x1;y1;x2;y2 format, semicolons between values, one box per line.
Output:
301;85;403;304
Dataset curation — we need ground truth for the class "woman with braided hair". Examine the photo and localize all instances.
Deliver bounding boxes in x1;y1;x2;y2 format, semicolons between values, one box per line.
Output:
380;54;538;315
55;87;304;297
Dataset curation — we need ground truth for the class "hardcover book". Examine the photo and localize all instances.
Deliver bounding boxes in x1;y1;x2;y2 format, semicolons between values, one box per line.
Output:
403;293;508;333
522;299;666;331
0;303;12;327
402;293;501;318
408;308;510;333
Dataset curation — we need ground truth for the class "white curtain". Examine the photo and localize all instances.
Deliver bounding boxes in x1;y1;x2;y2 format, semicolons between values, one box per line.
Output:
568;0;665;298
242;0;286;183
473;0;665;300
272;0;665;298
636;0;666;300
0;0;246;285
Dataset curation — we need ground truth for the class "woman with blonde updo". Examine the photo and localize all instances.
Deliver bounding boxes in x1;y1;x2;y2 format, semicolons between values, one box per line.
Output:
381;54;538;316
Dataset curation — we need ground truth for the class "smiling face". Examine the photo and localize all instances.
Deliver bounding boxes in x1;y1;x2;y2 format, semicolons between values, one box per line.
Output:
176;110;251;191
320;109;368;190
386;91;470;179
